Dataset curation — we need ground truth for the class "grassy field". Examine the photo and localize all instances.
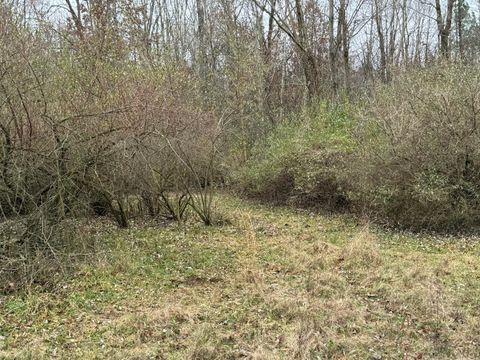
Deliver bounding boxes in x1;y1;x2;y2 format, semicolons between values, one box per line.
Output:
1;195;480;359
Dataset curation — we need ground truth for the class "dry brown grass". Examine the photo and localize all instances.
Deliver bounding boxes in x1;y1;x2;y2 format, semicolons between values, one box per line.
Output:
1;195;480;359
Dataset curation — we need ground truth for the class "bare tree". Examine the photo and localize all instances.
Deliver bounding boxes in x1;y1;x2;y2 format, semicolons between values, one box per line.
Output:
435;0;455;59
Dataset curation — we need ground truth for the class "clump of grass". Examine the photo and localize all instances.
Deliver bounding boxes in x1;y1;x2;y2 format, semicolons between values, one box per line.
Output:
341;228;382;270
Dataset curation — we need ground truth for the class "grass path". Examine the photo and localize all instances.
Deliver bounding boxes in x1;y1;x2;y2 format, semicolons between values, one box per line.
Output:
1;195;480;359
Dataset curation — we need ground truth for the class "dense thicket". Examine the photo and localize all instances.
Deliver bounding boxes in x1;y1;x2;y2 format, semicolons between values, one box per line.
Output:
353;65;480;230
240;65;480;231
0;7;223;288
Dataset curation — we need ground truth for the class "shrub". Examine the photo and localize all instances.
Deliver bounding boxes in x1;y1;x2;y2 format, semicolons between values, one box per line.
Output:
236;103;354;211
0;15;223;289
352;64;480;231
237;64;480;232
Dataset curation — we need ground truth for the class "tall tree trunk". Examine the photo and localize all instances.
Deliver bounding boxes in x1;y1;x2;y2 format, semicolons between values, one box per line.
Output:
457;0;464;61
294;0;318;100
374;0;388;82
387;0;397;82
257;0;276;124
435;0;455;59
399;0;409;65
339;0;350;92
328;0;338;95
196;0;207;82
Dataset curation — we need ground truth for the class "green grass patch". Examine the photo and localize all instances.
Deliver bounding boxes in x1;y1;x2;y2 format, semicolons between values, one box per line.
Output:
1;195;480;359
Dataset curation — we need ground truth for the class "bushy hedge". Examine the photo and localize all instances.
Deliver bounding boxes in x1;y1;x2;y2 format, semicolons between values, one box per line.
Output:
237;65;480;231
352;64;480;231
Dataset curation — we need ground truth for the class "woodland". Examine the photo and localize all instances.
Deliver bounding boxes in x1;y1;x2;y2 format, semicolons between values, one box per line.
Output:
1;0;480;358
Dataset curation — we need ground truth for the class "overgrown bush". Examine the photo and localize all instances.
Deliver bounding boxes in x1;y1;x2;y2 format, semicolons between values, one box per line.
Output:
352;64;480;231
236;103;354;211
237;64;480;231
0;12;224;289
